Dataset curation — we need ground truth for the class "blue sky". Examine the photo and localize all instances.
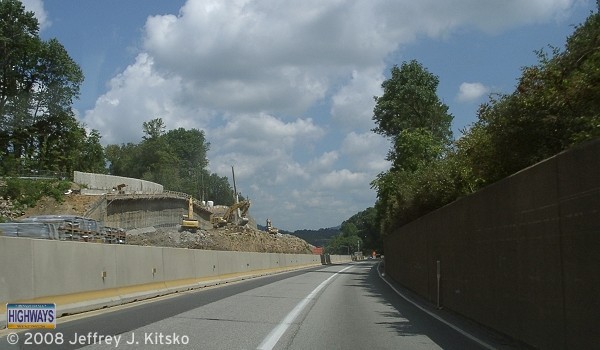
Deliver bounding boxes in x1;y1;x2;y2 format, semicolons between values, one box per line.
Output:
24;0;596;230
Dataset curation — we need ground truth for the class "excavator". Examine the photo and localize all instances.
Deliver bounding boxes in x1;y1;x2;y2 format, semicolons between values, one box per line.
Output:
180;197;199;232
265;218;279;235
210;200;251;228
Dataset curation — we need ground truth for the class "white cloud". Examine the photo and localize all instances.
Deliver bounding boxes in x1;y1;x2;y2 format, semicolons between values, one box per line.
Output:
77;0;584;229
457;82;490;102
341;132;391;172
331;68;385;130
82;54;195;144
314;169;368;191
21;0;50;30
308;151;339;172
85;0;580;144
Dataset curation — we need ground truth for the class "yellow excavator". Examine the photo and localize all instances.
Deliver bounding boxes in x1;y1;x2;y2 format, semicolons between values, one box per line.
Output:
180;197;199;232
211;200;251;228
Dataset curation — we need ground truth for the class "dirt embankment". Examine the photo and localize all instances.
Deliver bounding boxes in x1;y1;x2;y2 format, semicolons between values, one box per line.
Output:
126;226;311;254
21;194;100;217
18;194;312;254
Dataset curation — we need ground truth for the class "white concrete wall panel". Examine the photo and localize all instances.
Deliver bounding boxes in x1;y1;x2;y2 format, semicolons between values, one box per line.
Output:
32;240;118;298
115;245;164;286
0;237;35;301
193;249;219;278
74;171;163;194
162;247;197;280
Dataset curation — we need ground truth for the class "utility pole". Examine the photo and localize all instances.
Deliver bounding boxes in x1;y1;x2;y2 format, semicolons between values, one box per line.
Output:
231;166;240;224
200;171;204;203
231;166;238;204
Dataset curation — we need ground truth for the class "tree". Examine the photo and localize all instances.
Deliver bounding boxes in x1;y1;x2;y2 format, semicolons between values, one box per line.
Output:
142;118;166;140
105;119;236;204
78;129;106;173
342;207;381;253
373;60;453;144
0;0;95;175
163;127;210;196
340;221;358;237
371;61;454;234
458;6;600;185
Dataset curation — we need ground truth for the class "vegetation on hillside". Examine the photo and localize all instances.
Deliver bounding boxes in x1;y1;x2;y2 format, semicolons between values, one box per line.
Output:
371;5;600;236
289;227;340;248
0;178;71;221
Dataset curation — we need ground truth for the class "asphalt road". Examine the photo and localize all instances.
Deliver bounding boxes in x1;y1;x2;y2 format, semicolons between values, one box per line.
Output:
1;261;497;350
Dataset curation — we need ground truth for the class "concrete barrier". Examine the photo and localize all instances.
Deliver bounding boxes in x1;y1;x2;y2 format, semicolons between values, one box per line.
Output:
74;171;163;194
0;236;350;327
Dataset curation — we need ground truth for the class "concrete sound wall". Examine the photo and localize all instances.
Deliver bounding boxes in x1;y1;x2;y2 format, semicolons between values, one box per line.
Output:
74;171;163;194
384;139;600;350
0;236;350;327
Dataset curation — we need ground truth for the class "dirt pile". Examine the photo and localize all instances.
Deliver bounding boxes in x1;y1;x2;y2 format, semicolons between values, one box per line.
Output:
126;226;312;254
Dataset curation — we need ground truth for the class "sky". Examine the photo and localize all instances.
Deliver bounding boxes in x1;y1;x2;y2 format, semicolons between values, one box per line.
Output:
22;0;596;231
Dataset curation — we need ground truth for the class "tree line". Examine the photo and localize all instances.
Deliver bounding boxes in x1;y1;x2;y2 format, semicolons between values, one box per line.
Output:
105;118;237;205
0;0;237;205
370;5;600;239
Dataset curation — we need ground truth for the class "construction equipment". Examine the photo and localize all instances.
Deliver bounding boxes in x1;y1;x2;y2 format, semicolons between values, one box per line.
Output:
265;218;279;234
180;197;199;232
211;200;251;228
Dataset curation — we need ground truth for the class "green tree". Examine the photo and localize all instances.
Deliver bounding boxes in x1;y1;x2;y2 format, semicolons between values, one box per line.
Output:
459;6;600;185
339;221;358;237
142;118;166;140
163;127;210;196
373;60;453;144
371;61;454;234
105;143;143;177
105;119;236;205
0;0;96;175
342;207;381;253
204;172;236;206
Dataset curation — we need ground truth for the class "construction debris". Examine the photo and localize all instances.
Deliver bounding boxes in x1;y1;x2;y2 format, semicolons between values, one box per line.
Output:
6;193;312;254
0;197;24;219
0;215;125;244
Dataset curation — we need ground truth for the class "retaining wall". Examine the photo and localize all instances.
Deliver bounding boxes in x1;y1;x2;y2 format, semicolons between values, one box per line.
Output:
104;197;211;229
0;236;350;327
84;195;213;229
74;171;163;194
384;139;600;349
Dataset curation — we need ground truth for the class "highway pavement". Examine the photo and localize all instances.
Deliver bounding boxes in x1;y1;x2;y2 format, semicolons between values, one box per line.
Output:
1;261;512;349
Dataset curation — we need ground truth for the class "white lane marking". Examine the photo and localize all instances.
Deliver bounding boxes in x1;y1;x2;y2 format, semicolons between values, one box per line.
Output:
257;265;353;350
377;262;496;350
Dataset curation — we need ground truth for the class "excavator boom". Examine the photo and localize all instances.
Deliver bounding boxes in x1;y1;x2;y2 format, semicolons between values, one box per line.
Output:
181;197;199;232
211;200;251;228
